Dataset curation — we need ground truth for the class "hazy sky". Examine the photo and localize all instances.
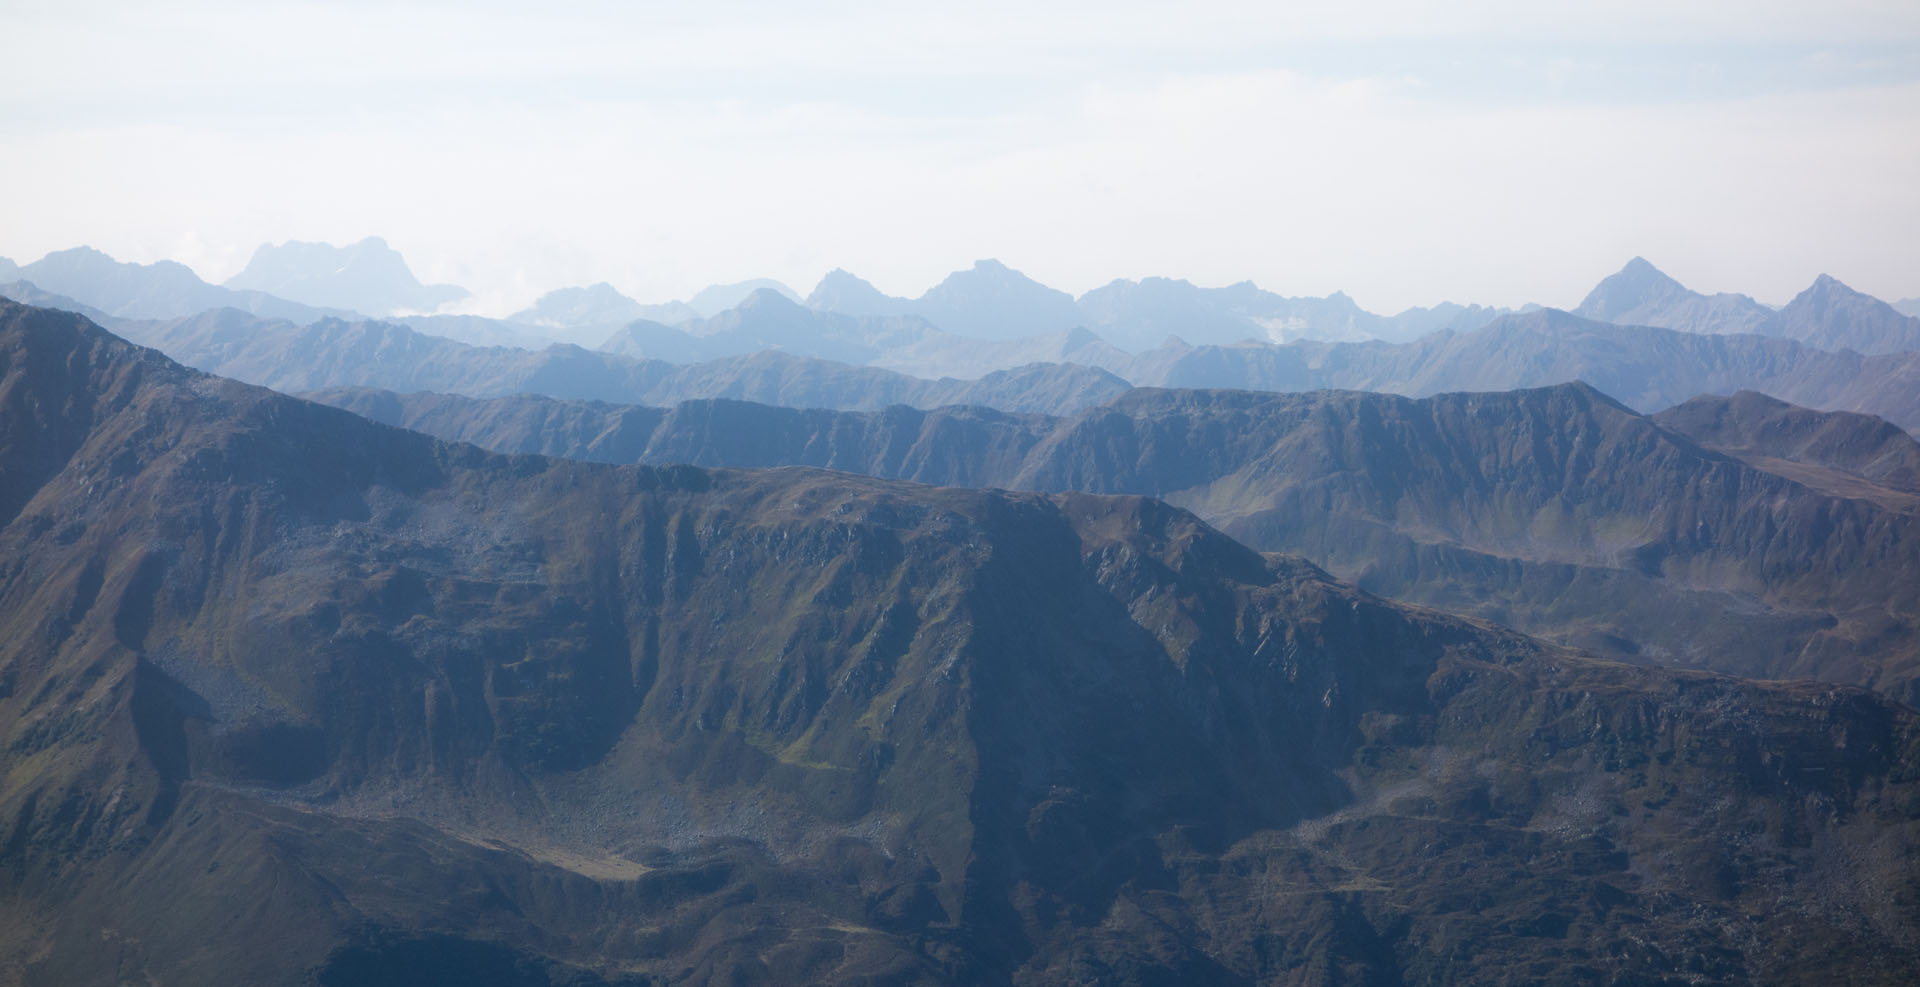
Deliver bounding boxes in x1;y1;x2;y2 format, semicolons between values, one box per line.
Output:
3;0;1917;314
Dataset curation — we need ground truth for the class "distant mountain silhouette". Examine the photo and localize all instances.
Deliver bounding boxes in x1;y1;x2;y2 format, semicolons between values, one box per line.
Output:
1768;273;1920;355
1575;258;1920;355
803;268;913;317
1574;257;1774;334
510;281;660;333
1111;308;1920;430
11;246;351;322
7;298;1919;983
910;258;1085;340
686;277;800;316
110;306;1128;415
803;263;1511;352
223;236;469;315
512;279;800;339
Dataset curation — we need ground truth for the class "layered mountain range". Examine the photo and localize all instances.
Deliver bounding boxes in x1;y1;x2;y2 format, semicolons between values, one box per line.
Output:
15;243;1914;367
70;299;1920;435
9;245;1920;441
6;299;1920;983
310;381;1920;704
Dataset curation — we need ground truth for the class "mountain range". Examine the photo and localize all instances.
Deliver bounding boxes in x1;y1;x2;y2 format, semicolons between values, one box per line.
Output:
106;306;1131;416
1577;258;1920;355
9;285;1917;449
0;247;354;323
5;298;1920;983
309;380;1920;705
6;244;1919;375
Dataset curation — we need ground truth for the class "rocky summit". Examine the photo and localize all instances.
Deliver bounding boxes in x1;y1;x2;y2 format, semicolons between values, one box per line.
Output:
3;299;1920;984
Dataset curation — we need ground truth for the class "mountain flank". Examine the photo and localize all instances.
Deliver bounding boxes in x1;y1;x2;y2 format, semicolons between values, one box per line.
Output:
311;381;1920;703
4;299;1920;982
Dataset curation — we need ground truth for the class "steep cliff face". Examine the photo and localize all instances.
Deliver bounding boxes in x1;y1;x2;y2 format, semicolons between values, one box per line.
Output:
4;301;1920;984
1015;385;1920;694
311;382;1920;703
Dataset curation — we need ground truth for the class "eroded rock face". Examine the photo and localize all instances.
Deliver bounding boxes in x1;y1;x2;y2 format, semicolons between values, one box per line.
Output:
312;381;1920;704
3;300;1920;984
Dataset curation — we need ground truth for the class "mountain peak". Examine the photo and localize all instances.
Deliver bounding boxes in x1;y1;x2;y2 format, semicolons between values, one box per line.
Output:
1787;273;1870;308
1574;257;1693;322
915;260;1081;340
805;268;909;317
225;237;467;316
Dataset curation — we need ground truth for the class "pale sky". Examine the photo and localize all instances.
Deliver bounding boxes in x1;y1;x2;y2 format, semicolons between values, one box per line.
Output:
2;0;1917;315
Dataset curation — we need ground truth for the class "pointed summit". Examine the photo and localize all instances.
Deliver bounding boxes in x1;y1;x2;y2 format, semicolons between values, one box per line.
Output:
1767;273;1920;355
1574;257;1692;323
1573;258;1773;336
805;268;910;317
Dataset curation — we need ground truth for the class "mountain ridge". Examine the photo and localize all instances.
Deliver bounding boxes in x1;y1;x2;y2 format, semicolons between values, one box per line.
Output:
6;298;1920;982
306;378;1920;703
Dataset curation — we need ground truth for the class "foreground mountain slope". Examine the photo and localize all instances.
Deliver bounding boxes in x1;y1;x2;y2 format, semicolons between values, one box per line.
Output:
5;300;1920;983
312;382;1920;702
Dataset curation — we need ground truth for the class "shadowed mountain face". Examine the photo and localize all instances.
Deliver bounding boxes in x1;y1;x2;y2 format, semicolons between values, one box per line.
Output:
313;382;1920;704
6;300;1920;983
